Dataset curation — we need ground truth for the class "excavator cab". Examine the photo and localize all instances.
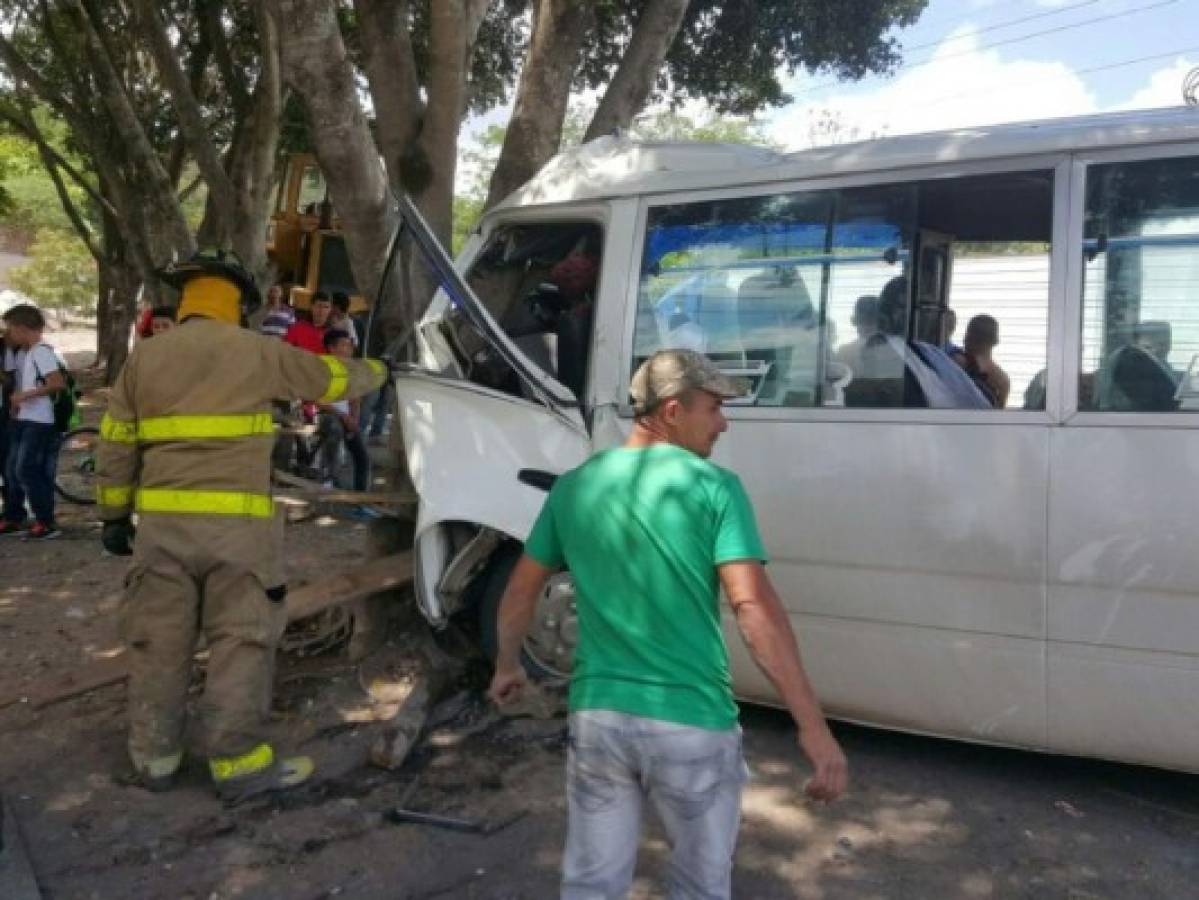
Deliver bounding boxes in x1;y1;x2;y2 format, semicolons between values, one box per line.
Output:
267;153;366;313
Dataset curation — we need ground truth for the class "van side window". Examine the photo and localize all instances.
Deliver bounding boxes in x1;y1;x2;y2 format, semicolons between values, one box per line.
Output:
1080;155;1199;412
634;170;1054;410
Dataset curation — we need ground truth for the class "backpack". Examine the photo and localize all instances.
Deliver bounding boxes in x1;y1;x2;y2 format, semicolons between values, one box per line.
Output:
31;345;81;432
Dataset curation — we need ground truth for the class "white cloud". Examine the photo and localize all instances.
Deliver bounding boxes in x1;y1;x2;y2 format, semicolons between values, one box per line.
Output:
1116;57;1199;109
766;27;1097;150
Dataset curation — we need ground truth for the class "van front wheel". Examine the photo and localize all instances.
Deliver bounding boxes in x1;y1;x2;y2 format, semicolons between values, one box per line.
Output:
478;550;577;683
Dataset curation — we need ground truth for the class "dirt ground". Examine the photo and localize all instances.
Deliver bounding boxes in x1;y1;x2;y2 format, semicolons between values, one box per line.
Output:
1;333;1197;899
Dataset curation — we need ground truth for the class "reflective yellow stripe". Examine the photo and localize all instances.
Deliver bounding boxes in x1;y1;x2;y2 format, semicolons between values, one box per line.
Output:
135;488;274;518
210;743;274;782
366;358;386;382
100;414;137;444
319;355;349;403
137;413;274;441
98;485;133;507
102;413;275;443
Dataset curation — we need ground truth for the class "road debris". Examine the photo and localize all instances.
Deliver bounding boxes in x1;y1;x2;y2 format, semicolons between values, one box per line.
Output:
385;807;528;836
0;793;42;900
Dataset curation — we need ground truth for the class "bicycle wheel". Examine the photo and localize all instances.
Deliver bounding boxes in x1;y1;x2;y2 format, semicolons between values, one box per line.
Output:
55;426;100;505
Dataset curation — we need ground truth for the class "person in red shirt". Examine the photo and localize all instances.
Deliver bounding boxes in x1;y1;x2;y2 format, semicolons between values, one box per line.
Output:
135;303;155;341
284;291;332;354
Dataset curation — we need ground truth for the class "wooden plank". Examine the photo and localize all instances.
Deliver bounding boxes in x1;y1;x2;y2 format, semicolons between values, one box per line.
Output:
0;794;43;900
0;552;414;712
286;551;414;621
273;469;417;506
290;489;417;507
272;468;417;506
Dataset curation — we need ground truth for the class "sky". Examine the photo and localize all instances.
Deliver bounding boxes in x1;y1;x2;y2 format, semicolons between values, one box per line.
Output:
762;0;1199;148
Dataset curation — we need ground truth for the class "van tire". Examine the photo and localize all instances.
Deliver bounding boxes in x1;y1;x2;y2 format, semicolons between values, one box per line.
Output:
477;548;561;683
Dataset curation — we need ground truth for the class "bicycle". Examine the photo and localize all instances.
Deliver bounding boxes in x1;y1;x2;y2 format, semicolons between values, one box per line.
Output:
55;425;99;505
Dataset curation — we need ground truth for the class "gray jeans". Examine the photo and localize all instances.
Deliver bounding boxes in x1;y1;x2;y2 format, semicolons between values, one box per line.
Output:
562;710;748;900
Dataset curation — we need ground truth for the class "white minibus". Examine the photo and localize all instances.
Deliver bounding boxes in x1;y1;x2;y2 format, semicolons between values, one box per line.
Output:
387;106;1199;773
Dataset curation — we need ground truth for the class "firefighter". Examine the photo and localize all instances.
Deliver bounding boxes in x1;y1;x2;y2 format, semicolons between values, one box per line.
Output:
96;252;387;803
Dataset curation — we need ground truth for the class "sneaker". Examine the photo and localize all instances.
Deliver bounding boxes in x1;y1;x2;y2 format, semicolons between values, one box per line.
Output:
0;520;25;536
23;522;61;541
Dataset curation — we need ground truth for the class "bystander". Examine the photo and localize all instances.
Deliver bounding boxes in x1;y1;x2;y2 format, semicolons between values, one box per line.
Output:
0;304;67;540
489;349;848;899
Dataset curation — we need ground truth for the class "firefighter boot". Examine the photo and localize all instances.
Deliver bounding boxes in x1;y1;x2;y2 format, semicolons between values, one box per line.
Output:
209;743;314;805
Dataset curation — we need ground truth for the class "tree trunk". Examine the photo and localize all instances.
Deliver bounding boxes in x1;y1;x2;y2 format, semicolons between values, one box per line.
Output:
227;1;284;286
412;0;477;245
583;0;691;142
98;214;141;384
271;0;397;311
354;0;422;184
128;0;237;238
95;261;113;370
485;0;595;210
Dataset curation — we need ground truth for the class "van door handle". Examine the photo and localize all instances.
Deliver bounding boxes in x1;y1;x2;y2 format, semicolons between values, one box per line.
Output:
518;469;558;492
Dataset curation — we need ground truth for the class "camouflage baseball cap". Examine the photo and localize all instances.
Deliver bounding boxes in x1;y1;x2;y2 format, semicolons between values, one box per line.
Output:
629;349;744;415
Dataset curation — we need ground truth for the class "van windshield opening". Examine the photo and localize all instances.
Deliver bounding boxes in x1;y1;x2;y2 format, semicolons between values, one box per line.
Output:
441;221;604;404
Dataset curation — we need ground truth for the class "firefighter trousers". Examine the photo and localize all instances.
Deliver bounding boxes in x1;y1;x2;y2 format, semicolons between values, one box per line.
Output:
120;515;287;763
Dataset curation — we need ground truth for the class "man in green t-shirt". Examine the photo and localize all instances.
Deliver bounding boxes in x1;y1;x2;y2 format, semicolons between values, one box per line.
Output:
489;349;847;899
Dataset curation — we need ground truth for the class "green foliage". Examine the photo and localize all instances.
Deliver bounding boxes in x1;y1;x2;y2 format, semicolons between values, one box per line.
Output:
581;0;929;114
452;194;486;256
8;228;99;316
0;106;99;240
338;1;528;118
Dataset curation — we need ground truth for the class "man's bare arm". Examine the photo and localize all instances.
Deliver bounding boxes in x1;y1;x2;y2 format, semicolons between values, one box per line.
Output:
720;559;848;801
489;554;554;704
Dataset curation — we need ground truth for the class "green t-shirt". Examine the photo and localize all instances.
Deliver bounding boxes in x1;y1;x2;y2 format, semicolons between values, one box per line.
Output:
524;443;767;730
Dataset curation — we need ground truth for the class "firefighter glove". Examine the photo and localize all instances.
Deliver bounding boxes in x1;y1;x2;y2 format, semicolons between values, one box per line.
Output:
101;517;136;556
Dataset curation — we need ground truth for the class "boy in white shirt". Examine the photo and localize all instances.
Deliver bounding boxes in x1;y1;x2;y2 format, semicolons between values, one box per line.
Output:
0;304;65;540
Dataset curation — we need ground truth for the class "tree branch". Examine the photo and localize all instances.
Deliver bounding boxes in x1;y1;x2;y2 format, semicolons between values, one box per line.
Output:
354;0;422;185
584;0;690;142
129;0;237;222
0;102;115;218
485;0;595;209
271;0;395;307
414;0;474;242
199;0;250;114
24;105;103;261
67;0;194;258
0;32;88;136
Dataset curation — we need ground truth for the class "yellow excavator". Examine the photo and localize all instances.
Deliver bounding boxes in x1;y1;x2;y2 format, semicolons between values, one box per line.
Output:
267;153;367;312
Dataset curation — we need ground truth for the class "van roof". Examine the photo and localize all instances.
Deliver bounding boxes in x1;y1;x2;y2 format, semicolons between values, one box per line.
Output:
494;106;1199;211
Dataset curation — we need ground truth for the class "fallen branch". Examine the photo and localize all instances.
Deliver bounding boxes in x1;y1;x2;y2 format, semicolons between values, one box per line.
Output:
0;655;128;712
